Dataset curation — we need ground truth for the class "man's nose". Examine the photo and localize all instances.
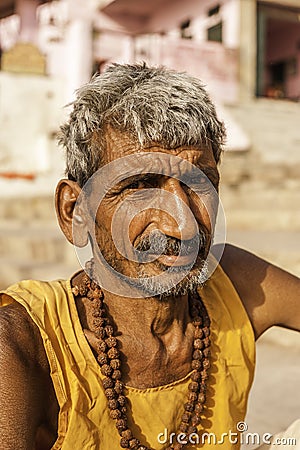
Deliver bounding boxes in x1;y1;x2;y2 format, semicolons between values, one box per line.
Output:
156;178;198;241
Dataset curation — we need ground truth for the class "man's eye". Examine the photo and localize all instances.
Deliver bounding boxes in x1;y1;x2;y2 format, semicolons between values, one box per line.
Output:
126;180;146;190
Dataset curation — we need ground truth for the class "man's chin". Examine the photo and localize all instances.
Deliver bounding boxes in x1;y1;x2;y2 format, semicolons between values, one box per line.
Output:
96;250;209;298
130;259;209;299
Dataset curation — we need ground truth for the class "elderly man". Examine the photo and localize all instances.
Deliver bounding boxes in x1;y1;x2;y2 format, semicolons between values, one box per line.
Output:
0;63;299;450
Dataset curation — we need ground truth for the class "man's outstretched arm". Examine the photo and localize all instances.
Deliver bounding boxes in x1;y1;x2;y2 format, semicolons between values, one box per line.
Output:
0;301;52;450
219;243;300;339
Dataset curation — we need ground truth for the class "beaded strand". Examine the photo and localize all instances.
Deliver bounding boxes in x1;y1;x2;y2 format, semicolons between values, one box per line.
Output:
72;265;211;450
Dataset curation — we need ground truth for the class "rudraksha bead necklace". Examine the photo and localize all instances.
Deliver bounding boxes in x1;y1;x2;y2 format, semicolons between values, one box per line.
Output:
72;263;211;450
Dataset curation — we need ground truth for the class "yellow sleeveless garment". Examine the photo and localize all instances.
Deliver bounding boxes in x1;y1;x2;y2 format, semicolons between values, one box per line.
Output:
1;264;255;450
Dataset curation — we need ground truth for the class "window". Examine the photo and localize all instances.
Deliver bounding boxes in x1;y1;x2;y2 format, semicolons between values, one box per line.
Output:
207;22;223;42
208;4;220;17
180;19;193;39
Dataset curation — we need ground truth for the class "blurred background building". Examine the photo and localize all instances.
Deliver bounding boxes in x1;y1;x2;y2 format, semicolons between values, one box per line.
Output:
0;0;300;443
0;0;299;281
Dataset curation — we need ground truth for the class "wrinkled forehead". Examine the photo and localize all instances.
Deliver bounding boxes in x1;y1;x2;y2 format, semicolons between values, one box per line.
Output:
105;151;215;184
99;126;218;168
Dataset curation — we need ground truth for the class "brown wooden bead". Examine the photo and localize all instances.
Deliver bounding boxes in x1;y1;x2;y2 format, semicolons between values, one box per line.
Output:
104;388;116;399
79;284;87;296
193;318;203;327
110;359;121;369
203;348;210;358
92;309;101;318
182;411;192;423
187;426;198;435
203;358;210;369
184;402;194;412
118;395;126;406
120;437;129;448
173;443;183;450
106;336;117;347
71;285;79;296
201;370;209;381
92;298;102;309
193;349;203;360
188;392;198;402
116;419;127;433
115;380;124;394
129;438;140;448
95;328;106;339
91;287;102;298
191;371;201;382
108;399;118;409
90;280;99;290
112;369;122;380
102;377;113;389
191;360;201;370
194;339;204;350
97;340;107;353
198;392;206;403
199;382;207;393
97;353;108;365
98;308;106;317
188;381;199;392
110;409;122;420
122;430;133;440
191;415;201;426
203;326;210;337
93;317;106;328
194;328;203;339
105;325;114;336
203;337;210;348
107;347;119;359
87;290;96;299
193;338;203;349
120;406;127;414
194;403;204;414
101;364;112;376
179;422;189;433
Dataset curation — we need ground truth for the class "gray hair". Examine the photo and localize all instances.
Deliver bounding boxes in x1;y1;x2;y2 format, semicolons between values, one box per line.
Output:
58;63;226;187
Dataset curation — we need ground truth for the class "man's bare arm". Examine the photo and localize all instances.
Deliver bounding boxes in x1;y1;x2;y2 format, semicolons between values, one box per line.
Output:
0;301;56;450
219;244;300;339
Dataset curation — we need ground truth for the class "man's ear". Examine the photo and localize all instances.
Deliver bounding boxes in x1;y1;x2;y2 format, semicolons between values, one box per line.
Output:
55;179;88;247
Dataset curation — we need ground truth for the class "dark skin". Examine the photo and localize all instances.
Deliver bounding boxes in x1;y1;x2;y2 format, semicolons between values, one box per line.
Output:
0;130;299;449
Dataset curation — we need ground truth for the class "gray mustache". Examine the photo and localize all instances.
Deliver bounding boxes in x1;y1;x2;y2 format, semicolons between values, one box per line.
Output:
135;230;206;257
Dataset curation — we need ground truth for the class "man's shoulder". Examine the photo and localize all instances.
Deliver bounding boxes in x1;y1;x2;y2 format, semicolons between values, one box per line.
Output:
0;294;59;449
0;300;46;367
216;242;267;280
216;242;300;338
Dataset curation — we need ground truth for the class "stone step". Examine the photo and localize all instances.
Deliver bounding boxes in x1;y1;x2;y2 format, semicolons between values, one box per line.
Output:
225;99;300;165
0;195;56;222
0;259;80;290
0;222;76;263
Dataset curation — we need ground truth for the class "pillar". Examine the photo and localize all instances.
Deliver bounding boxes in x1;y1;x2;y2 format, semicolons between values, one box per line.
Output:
16;0;39;43
239;0;257;101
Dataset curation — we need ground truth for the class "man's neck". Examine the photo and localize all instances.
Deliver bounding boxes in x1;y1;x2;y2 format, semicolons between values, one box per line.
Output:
102;290;195;387
72;271;195;387
103;289;191;337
